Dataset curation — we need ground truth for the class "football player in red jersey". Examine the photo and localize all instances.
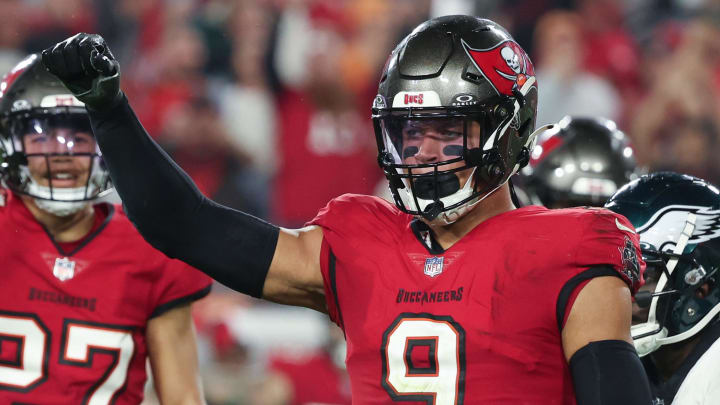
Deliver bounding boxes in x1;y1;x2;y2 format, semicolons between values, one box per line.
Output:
0;55;212;404
43;16;652;404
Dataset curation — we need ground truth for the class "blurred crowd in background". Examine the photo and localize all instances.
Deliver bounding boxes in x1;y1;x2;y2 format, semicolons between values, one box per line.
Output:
3;0;720;403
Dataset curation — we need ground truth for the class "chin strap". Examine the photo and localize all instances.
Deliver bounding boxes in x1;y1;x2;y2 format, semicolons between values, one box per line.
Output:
509;178;521;208
407;167;480;225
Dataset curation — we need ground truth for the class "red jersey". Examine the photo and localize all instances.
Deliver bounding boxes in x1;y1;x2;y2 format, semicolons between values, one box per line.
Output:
0;191;212;404
309;194;644;405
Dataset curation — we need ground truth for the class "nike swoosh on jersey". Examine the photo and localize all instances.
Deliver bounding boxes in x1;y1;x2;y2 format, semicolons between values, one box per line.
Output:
615;218;636;234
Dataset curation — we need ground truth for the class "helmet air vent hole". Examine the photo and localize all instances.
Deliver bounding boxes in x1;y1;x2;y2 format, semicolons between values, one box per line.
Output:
463;71;481;84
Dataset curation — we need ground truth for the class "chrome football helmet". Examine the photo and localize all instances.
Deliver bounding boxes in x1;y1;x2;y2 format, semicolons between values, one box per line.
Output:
373;16;541;224
0;54;112;215
520;116;639;208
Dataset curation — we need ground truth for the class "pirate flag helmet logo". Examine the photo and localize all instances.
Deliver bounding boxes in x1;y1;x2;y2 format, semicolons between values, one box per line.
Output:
461;39;535;97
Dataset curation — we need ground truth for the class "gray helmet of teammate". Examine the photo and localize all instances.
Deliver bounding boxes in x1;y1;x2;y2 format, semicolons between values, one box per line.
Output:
0;54;112;215
519;116;639;208
372;15;540;224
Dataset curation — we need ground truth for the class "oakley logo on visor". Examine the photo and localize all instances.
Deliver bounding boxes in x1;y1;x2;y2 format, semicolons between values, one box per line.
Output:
451;94;478;106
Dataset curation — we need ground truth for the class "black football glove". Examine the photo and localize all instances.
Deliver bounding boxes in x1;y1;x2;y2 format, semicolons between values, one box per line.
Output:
41;33;121;110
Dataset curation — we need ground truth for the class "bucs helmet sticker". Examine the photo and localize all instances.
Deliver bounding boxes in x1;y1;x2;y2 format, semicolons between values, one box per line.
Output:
392;91;442;108
461;39;535;97
40;94;84;108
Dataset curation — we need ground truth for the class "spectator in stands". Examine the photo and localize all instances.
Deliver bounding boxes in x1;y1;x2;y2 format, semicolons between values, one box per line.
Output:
576;0;642;123
22;0;96;52
201;322;254;405
662;119;720;184
0;0;28;74
270;0;390;226
630;18;720;179
161;95;270;217
533;10;621;126
217;0;277;177
127;23;208;138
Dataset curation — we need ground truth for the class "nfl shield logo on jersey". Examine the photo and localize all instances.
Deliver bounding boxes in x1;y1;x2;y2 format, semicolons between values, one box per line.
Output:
53;257;76;281
424;257;444;278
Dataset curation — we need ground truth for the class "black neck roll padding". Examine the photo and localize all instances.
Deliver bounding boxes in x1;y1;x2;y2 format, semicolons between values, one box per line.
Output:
569;339;653;405
87;94;279;298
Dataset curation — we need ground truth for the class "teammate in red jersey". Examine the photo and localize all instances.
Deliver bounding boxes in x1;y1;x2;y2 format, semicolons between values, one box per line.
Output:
43;16;652;404
0;55;212;404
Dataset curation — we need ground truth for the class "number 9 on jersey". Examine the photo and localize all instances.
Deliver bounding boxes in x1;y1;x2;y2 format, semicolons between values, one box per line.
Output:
382;313;466;405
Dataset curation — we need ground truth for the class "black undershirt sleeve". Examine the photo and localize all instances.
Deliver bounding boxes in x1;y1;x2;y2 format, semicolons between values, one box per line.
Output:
570;340;653;405
87;93;279;298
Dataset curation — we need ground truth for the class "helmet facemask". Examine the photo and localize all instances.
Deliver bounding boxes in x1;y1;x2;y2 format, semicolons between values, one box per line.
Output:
1;107;111;216
372;16;540;224
374;81;538;225
631;213;720;356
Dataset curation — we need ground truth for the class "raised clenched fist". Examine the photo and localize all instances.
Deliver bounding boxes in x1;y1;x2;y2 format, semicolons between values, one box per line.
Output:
41;33;121;110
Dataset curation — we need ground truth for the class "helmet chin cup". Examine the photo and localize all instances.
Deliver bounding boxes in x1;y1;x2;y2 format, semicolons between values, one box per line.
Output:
422;201;444;221
401;167;481;225
33;198;89;217
26;181;96;217
631;322;668;357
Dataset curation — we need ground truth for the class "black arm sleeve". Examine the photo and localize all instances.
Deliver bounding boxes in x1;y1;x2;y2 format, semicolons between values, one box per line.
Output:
570;340;652;405
87;93;279;298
